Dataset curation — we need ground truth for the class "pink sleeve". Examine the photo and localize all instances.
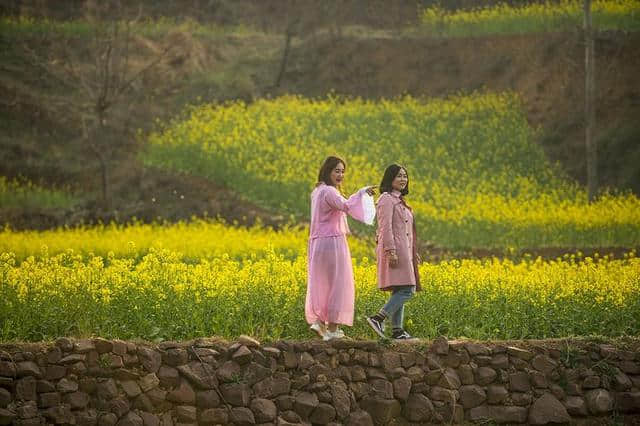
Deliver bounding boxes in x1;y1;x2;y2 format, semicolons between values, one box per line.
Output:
324;187;368;223
376;195;396;251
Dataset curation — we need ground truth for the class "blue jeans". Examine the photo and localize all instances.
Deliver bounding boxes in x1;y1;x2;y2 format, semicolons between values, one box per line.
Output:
381;285;415;329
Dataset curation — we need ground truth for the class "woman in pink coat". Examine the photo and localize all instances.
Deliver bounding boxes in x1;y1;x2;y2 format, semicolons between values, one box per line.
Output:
306;156;375;341
367;164;421;341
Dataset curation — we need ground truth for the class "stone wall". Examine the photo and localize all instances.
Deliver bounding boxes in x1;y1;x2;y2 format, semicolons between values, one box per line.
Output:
0;336;639;425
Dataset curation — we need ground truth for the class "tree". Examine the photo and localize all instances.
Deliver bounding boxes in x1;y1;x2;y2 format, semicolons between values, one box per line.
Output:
584;0;597;201
24;1;173;209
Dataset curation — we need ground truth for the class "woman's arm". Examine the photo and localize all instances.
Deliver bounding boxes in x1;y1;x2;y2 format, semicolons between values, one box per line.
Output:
324;187;372;223
377;195;396;253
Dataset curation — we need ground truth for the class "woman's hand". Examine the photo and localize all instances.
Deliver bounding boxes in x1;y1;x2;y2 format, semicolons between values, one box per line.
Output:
365;186;376;196
387;250;399;268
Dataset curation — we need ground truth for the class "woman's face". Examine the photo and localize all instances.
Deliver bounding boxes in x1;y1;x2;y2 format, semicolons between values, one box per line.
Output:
329;162;345;186
391;168;408;192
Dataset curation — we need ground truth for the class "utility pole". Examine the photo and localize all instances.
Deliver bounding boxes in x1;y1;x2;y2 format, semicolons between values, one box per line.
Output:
584;0;597;201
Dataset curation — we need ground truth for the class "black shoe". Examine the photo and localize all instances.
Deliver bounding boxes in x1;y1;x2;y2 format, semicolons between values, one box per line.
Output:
366;316;386;339
392;329;417;341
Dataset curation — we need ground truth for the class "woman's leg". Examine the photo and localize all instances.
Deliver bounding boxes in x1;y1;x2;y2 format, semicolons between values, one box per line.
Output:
382;286;414;321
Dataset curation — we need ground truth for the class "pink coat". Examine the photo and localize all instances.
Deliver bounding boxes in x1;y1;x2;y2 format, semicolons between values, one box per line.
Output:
306;184;370;326
376;191;421;291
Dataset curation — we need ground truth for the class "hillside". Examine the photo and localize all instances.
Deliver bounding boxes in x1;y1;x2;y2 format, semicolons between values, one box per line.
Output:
0;2;639;231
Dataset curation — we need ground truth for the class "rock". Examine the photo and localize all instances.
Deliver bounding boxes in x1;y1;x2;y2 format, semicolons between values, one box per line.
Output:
613;370;633;391
16;376;37;401
393;376;412;401
509;371;531;392
487;385;509;404
531;370;548;388
345;410;374;426
330;383;351;419
200;408;228;425
58;354;87;365
145;387;167;407
457;364;474;385
370;378;393;399
585;388;613;414
299;352;315;369
475;366;497;385
96;378;118;399
16;401;37;419
280;410;302;423
93;338;113;354
232;345;253;365
532;355;558;374
55;337;74;351
76;409;99;426
230;407;255;425
16;361;42;378
66;391;90;409
438;367;461;389
615;391;640;413
249;398;276;422
137;411;159;426
177;362;218;389
115;369;140;381
400;352;416;368
120;380;142;398
460;384;486;408
220;382;250;407
137;347;162;373
167;379;196;405
528;393;571;425
491;354;509;369
431;336;449;355
163;348;188;367
243;362;271;386
196;390;220;408
0;361;16;377
294;391;319;418
46;364;67;380
564;396;589;416
175;405;197;423
381;352;401;371
238;335;260;348
217;361;242;383
468;405;528;423
98;412;118;426
133;393;154;412
465;343;490;356
115;411;143;426
512;392;533;406
310;403;336;424
402;394;433;422
0;408;16;425
75;340;96;353
507;346;534;361
283;351;298;369
109;397;130;417
0;388;11;408
429;386;457;402
157;365;180;388
253;376;290;399
139;373;160;392
44;405;74;424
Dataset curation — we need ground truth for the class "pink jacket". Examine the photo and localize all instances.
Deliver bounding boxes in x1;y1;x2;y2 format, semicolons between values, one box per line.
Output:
376;191;421;291
309;184;369;239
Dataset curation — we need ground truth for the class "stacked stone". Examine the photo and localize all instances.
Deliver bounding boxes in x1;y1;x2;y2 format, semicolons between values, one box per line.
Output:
0;335;639;425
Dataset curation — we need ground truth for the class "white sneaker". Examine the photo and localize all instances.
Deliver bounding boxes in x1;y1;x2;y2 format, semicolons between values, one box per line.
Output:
323;329;345;341
310;322;327;338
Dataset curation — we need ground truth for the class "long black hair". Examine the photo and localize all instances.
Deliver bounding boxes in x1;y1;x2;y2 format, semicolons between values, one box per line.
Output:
379;164;409;196
317;156;346;187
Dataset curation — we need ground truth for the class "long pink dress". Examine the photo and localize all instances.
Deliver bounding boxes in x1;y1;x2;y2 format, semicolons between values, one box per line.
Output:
306;184;370;326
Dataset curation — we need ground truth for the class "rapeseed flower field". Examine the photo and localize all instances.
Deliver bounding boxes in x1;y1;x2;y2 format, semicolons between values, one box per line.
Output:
144;93;640;249
1;249;638;341
420;0;640;36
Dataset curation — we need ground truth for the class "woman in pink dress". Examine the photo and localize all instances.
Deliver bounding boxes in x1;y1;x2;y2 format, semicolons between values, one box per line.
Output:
306;156;375;341
366;164;421;341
